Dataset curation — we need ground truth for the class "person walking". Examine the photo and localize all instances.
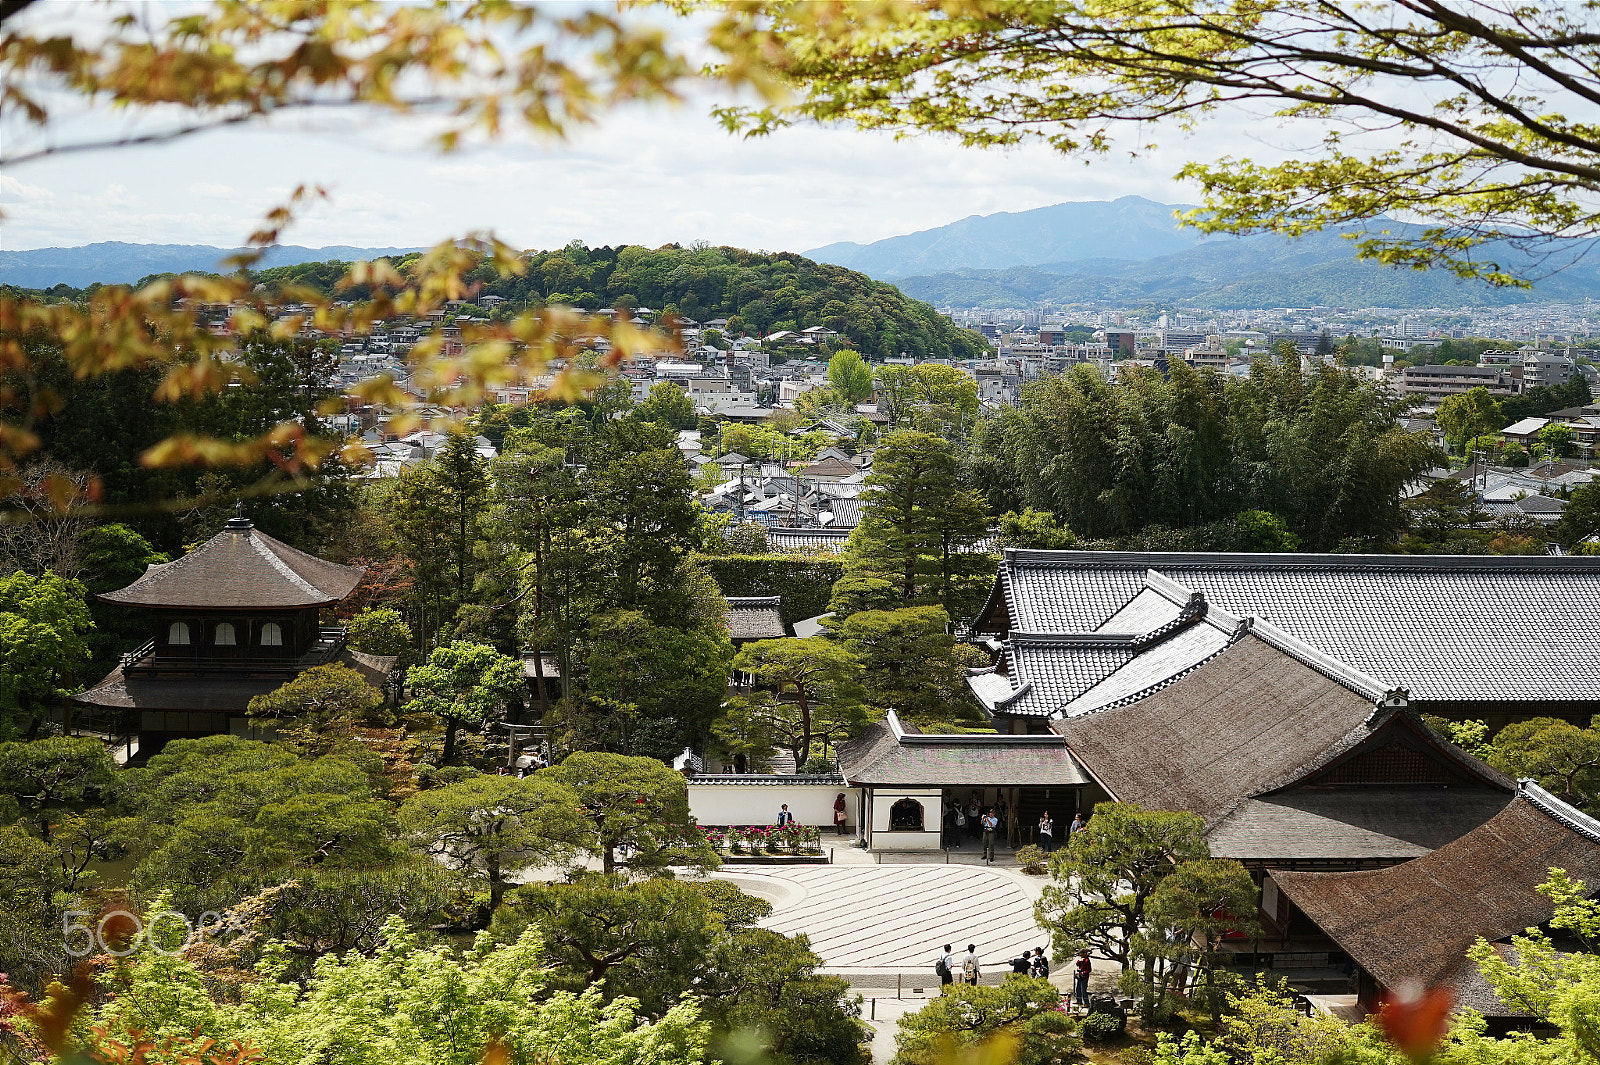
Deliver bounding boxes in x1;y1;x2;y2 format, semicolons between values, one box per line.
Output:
1073;951;1092;1007
832;793;848;835
1038;811;1055;853
776;803;794;826
981;807;999;863
935;944;955;989
961;944;981;986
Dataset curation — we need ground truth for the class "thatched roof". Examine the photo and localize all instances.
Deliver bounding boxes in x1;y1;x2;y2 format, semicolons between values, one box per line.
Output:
838;711;1089;788
1272;783;1600;1015
1053;626;1512;841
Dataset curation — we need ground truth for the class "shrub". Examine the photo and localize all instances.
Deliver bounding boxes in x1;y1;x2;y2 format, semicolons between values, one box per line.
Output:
1015;844;1048;875
801;754;837;774
1081;1010;1123;1044
892;978;1076;1065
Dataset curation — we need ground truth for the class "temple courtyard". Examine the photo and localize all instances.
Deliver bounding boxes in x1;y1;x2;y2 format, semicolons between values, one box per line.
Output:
713;857;1050;981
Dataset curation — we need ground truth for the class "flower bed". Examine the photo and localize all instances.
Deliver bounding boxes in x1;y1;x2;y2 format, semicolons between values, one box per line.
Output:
701;823;826;862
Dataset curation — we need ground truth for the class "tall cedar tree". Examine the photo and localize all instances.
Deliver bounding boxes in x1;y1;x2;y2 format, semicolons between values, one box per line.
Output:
390;433;489;643
851;430;989;612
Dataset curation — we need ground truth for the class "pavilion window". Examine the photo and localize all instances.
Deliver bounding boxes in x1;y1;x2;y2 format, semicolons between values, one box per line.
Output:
215;622;237;646
889;798;924;831
260;622;283;647
168;621;191;646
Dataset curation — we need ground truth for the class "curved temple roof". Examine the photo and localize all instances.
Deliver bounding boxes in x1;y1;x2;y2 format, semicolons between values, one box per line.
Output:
100;518;364;609
974;549;1600;704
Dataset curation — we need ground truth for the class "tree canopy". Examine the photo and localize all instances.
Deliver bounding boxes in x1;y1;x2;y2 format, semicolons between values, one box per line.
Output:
727;1;1600;286
969;357;1441;549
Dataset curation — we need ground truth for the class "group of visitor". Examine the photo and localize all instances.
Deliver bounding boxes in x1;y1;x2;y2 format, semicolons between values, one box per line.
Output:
944;795;1087;858
770;794;850;834
932;943;1095;1007
1035;810;1086;853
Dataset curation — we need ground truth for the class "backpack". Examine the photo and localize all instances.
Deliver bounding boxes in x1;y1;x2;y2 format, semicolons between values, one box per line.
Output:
954;810;966;827
1030;956;1049;979
935;955;949;977
962;956;979;980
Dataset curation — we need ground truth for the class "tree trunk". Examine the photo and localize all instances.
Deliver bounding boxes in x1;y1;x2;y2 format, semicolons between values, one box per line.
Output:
443;718;458;764
487;852;505;911
1141;952;1158;1024
797;689;812;768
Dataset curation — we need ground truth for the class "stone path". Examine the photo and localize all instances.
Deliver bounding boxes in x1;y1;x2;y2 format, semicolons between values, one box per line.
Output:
715;864;1049;977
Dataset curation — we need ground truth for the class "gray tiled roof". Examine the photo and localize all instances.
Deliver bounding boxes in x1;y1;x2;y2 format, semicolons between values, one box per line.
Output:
101;519;364;609
824;498;865;528
978;550;1600;704
521;652;562;680
726;595;787;639
1055;619;1234;717
686;773;845;785
766;527;852;554
998;642;1139;716
972;577;1227;718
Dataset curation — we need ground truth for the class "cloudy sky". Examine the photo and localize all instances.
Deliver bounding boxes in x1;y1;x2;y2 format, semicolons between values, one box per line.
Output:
0;8;1294;255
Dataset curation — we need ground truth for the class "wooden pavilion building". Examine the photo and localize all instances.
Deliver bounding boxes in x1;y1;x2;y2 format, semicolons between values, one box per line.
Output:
74;517;397;755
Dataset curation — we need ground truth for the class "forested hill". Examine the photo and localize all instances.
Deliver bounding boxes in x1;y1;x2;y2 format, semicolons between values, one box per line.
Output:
256;243;990;360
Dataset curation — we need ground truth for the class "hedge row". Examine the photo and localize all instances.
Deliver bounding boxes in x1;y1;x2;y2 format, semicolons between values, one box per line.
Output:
697;553;844;624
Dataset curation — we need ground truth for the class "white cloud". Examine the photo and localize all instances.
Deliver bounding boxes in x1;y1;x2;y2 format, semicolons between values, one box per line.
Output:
0;88;1296;254
0;174;55;202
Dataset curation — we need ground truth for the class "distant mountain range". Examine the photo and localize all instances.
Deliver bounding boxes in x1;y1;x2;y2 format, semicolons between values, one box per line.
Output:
0;242;424;288
806;198;1600;309
806;197;1208;279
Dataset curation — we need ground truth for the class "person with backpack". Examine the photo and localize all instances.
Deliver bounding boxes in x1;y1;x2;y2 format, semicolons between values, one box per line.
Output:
1030;948;1050;980
962;944;981;985
934;944;954;988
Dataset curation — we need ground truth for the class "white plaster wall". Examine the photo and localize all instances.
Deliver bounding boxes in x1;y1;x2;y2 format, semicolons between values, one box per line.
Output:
870;789;942;831
687;783;856;828
868;789;943;850
869;829;943;851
